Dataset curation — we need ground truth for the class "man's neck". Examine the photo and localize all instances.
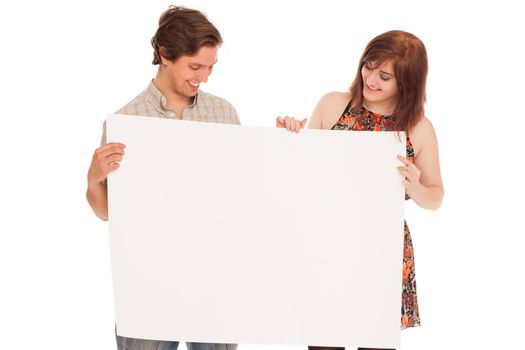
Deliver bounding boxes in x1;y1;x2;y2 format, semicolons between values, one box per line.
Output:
153;75;194;118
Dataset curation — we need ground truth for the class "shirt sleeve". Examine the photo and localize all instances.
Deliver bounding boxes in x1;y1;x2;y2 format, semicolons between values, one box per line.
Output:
100;120;107;146
230;105;241;125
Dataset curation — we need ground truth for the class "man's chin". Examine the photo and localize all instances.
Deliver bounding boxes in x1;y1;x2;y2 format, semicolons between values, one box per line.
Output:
185;89;198;97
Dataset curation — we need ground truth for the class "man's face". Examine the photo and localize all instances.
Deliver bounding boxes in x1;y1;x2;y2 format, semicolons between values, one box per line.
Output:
160;45;218;99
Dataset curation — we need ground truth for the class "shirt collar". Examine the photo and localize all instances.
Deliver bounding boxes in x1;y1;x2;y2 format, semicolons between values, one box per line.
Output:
146;80;199;111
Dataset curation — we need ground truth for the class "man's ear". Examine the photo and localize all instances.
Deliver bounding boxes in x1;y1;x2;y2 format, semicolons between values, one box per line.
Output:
159;46;170;65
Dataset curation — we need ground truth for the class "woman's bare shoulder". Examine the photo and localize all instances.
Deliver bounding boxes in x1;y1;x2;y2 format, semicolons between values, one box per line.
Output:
311;92;351;129
411;116;436;138
409;116;438;156
318;91;351;106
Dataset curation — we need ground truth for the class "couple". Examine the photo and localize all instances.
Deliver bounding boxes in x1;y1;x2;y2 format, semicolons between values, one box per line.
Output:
86;6;444;350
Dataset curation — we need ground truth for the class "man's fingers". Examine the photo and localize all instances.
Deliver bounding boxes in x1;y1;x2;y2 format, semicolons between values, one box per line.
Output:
106;154;123;164
94;144;126;162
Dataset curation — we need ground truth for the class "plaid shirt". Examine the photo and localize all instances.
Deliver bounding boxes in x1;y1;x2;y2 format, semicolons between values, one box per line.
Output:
102;81;239;143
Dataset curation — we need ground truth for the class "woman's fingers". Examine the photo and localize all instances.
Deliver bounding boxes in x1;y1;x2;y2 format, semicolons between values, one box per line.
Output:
276;116;307;132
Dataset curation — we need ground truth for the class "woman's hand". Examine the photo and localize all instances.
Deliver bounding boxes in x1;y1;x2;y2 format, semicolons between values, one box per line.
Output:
397;155;422;196
276;116;307;133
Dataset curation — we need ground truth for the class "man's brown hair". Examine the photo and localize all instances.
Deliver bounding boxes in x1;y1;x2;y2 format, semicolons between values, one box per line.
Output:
151;6;223;65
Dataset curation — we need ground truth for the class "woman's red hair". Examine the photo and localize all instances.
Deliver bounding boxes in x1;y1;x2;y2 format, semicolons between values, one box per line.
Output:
349;30;428;132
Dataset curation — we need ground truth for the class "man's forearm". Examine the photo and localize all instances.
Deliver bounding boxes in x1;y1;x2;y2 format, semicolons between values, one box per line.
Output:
86;181;109;221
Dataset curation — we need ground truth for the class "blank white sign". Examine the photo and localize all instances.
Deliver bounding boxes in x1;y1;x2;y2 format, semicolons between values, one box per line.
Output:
106;114;406;349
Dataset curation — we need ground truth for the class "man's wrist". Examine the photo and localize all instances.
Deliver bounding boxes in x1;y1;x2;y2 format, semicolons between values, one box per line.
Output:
87;179;107;193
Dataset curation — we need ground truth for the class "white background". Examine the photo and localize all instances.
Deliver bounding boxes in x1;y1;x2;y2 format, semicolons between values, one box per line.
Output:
0;0;523;349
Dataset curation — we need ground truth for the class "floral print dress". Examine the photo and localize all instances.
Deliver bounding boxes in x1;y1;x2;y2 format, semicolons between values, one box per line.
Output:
332;104;421;329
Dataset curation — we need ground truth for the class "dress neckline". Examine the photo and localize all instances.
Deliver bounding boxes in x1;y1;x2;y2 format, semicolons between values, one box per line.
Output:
360;105;393;119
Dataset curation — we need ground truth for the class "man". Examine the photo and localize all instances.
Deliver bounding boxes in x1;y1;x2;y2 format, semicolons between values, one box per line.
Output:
86;6;239;350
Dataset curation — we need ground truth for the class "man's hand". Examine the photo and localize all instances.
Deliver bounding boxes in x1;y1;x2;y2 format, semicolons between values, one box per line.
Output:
87;143;126;186
86;142;126;221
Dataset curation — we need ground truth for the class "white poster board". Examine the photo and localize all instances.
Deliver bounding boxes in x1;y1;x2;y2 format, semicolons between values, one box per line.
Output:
107;114;406;349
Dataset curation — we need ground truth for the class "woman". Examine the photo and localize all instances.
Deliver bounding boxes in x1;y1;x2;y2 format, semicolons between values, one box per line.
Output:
277;30;444;350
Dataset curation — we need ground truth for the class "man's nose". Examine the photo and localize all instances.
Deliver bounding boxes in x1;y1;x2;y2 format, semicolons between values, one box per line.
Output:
197;70;209;83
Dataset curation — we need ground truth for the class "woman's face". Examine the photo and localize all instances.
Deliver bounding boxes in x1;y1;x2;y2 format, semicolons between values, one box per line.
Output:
361;60;398;110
